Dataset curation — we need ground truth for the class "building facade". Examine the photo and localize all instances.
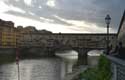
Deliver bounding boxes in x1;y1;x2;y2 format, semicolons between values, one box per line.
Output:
118;10;125;47
1;32;17;48
0;19;14;32
0;19;17;48
0;32;2;46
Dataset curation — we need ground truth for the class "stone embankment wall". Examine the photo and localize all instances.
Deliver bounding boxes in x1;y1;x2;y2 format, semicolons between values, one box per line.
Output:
0;48;16;54
0;48;55;57
20;47;56;57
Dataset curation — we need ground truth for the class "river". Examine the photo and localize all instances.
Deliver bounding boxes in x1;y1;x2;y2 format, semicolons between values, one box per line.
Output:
0;50;101;80
0;58;62;80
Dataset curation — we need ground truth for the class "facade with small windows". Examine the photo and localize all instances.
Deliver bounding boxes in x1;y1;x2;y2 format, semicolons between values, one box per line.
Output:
1;32;17;48
19;33;117;49
0;19;17;48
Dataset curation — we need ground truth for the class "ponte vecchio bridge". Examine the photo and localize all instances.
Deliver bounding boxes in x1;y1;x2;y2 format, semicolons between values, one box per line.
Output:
19;33;117;48
18;33;117;64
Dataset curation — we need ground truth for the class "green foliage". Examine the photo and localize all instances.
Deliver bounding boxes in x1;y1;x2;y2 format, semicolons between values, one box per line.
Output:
97;55;112;80
79;55;112;80
79;67;98;80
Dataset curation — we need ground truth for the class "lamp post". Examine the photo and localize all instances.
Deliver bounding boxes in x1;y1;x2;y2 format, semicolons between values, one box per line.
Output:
105;14;111;54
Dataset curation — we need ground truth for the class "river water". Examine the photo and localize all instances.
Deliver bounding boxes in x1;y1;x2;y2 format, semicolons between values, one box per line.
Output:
0;50;102;80
0;58;62;80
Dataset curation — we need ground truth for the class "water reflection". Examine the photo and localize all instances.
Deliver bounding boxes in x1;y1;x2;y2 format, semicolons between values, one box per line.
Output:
0;58;61;80
87;50;103;66
55;50;78;76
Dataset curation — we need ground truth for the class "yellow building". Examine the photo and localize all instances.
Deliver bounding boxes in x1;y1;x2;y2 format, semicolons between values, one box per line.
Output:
1;32;17;48
0;19;19;48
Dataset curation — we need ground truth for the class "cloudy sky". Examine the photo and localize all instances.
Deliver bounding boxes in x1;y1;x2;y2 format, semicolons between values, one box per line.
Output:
0;0;124;33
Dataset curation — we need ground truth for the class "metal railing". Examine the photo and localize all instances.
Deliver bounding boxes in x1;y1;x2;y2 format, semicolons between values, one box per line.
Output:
107;55;125;80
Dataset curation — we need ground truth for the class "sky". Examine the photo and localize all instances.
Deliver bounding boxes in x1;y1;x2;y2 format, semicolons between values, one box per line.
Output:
0;0;124;33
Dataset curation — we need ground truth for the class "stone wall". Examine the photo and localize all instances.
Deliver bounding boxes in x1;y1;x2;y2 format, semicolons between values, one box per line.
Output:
118;11;125;47
0;48;16;54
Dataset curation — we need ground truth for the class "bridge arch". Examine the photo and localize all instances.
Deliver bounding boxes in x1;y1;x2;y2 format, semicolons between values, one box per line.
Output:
87;50;103;56
71;48;105;65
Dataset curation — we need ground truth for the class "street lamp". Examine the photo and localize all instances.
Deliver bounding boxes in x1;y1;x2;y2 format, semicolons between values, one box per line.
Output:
105;14;111;54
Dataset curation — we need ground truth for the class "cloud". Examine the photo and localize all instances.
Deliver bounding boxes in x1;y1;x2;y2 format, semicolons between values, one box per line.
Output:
0;13;73;33
46;0;56;8
10;5;26;13
28;12;35;16
93;0;125;29
40;17;54;23
53;15;116;33
0;1;10;12
24;0;32;6
0;0;124;33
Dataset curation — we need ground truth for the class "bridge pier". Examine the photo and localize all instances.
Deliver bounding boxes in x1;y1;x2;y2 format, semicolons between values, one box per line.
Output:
60;60;66;80
60;59;75;80
73;48;89;65
78;49;87;65
55;50;78;80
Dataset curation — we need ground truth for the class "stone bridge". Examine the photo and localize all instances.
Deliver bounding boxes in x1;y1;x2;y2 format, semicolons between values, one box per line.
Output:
18;33;117;48
17;33;117;64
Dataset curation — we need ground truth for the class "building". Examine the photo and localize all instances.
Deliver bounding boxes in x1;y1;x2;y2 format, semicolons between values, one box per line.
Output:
17;26;37;33
0;19;14;32
107;10;125;80
0;19;17;48
1;32;17;48
0;32;2;47
117;10;125;46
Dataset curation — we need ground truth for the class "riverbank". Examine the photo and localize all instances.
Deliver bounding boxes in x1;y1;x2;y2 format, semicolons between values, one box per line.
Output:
64;66;88;80
78;55;112;80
